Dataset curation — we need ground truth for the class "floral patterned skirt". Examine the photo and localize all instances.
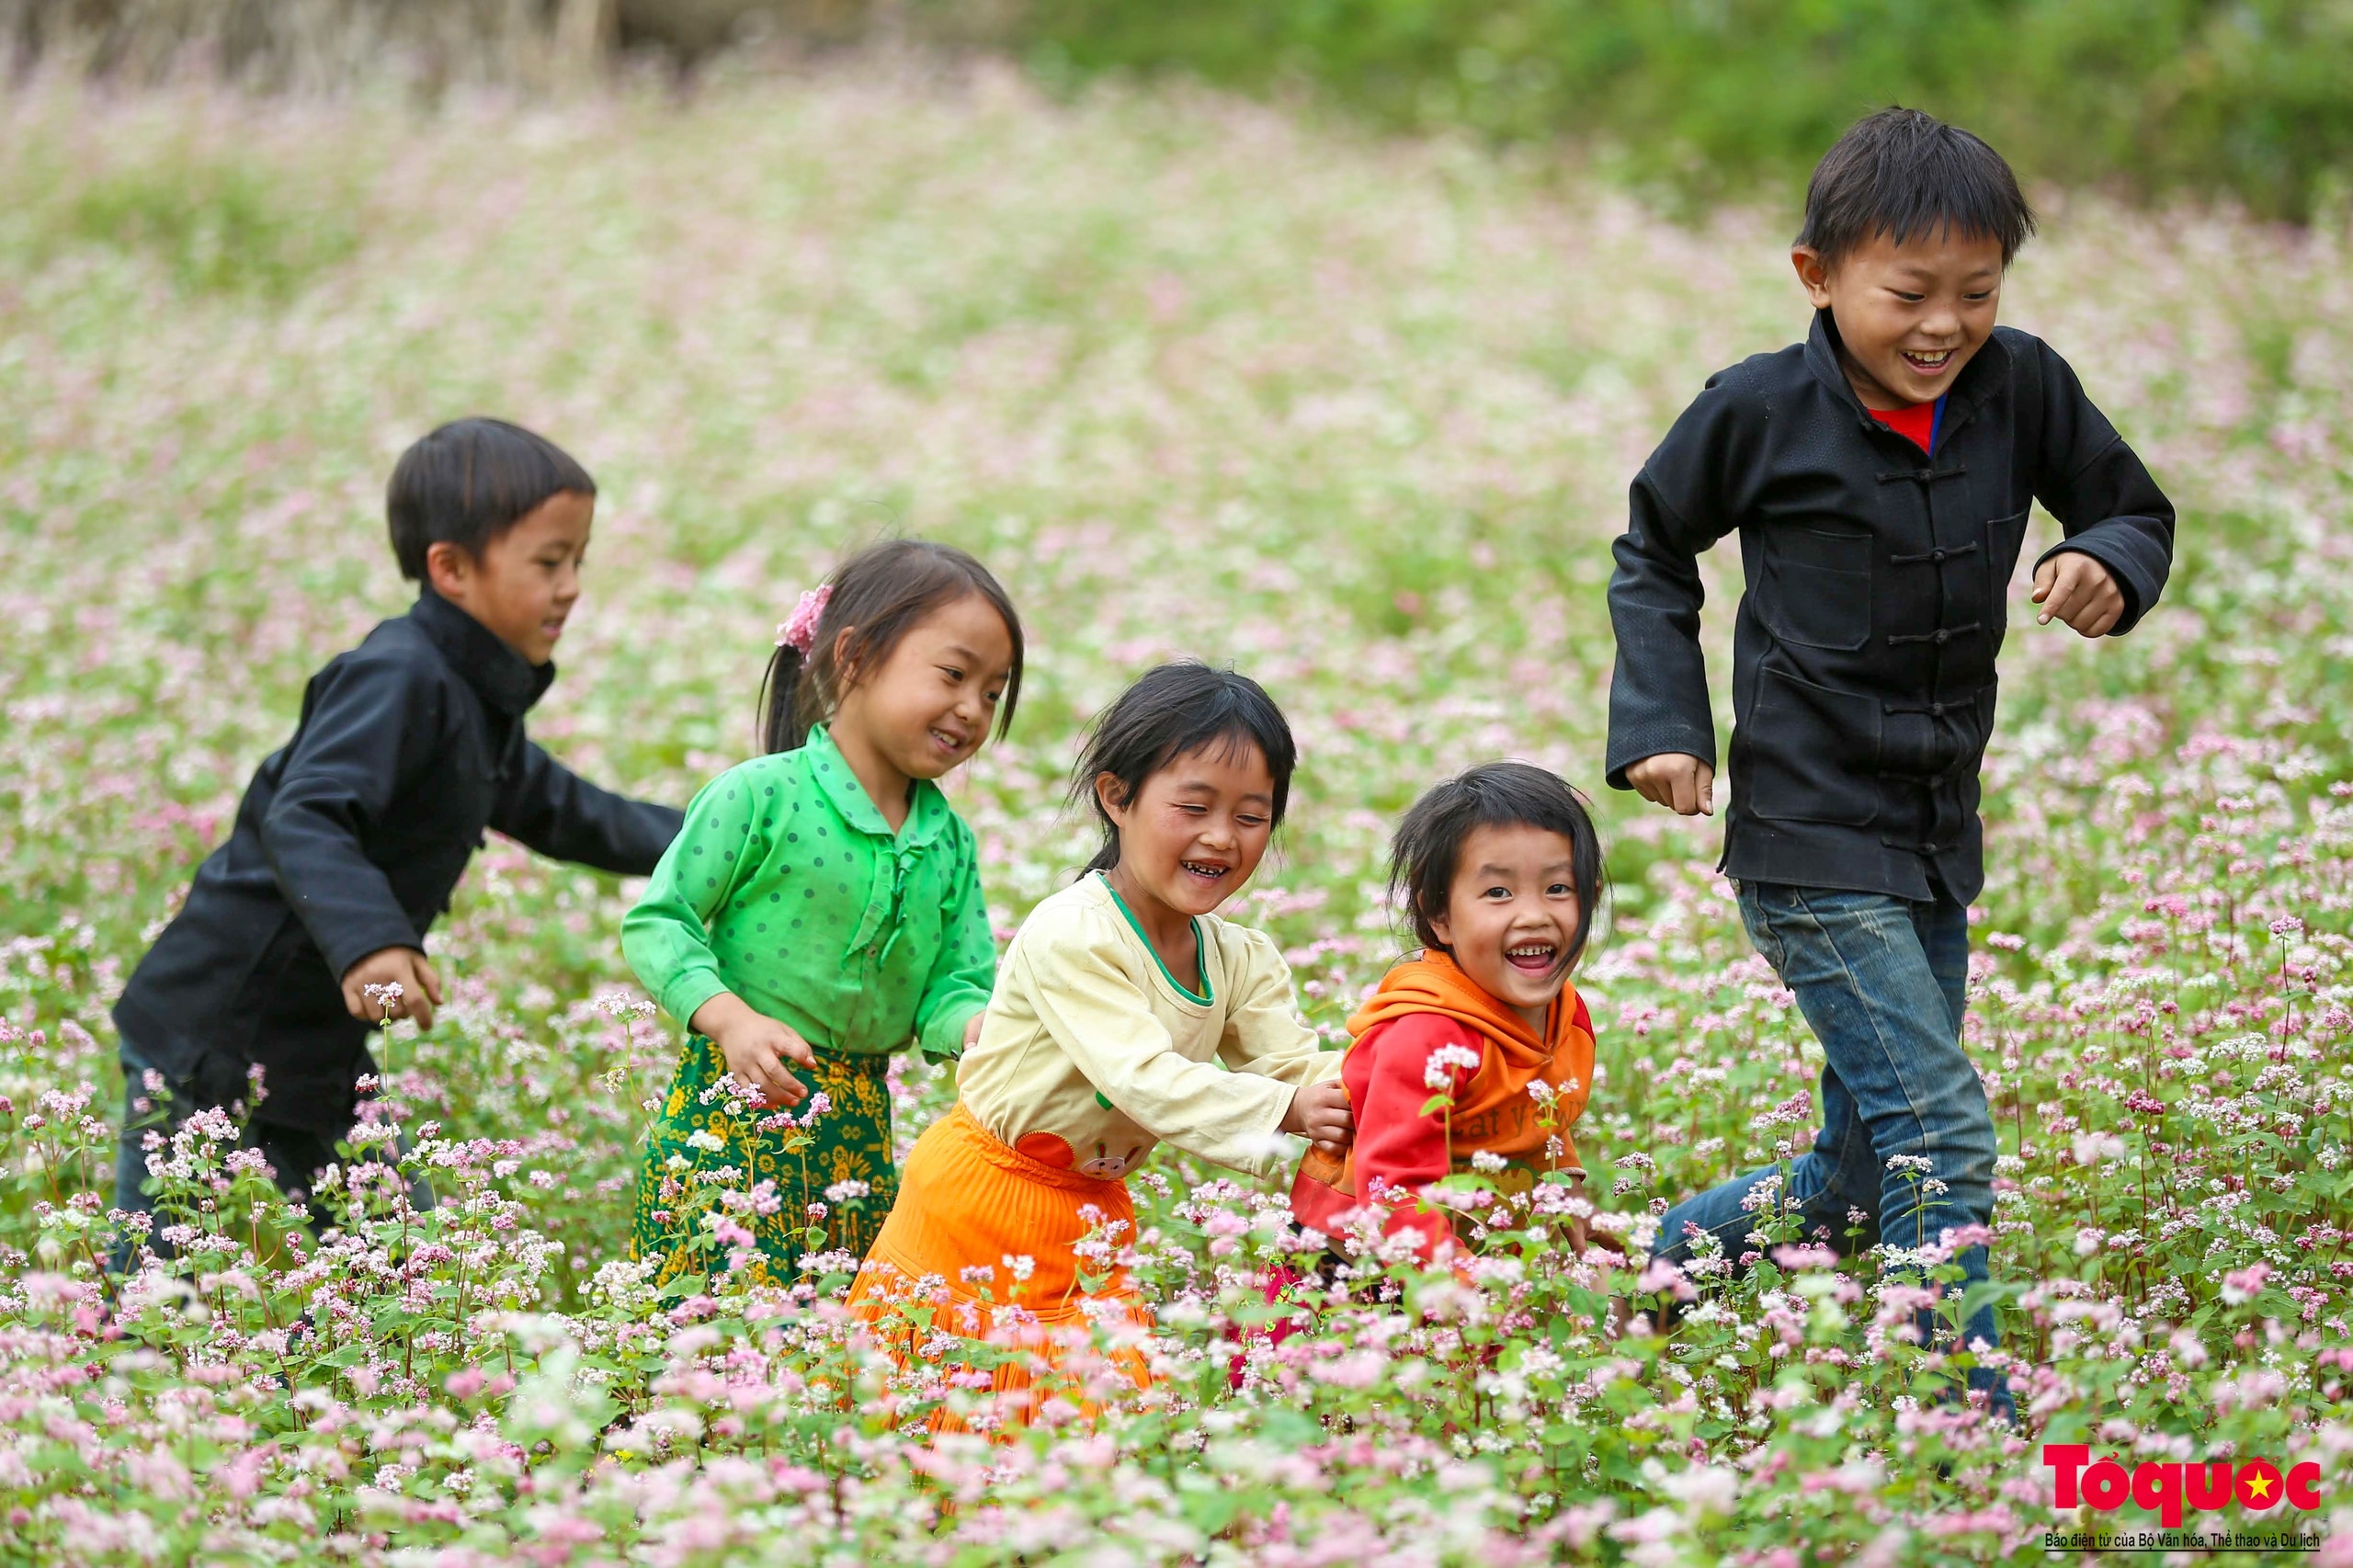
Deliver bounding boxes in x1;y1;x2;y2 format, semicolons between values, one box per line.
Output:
631;1039;899;1288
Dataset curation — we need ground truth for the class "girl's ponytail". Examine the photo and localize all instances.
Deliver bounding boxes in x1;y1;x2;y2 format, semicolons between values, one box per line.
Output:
756;542;1025;756
760;581;834;755
759;642;813;755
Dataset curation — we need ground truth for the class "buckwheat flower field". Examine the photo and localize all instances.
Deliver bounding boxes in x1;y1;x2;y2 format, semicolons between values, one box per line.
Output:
3;61;2350;1566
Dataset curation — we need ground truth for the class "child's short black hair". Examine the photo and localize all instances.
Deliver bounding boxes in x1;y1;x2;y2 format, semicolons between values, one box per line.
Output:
761;539;1025;755
1391;762;1605;979
1071;662;1297;876
386;418;597;582
1797;107;2036;269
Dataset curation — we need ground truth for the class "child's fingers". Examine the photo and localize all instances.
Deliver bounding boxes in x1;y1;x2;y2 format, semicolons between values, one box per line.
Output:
1633;756;1702;813
720;1040;785;1107
2066;580;2118;633
773;1027;816;1069
404;957;439;1028
2035;566;2075;624
750;1059;801;1108
392;966;417;1021
2068;579;2123;637
745;1044;802;1106
2040;557;2103;627
2030;557;2057;604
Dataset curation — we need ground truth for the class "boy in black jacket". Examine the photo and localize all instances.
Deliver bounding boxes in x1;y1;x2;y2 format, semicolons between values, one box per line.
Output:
112;419;683;1259
1608;109;2174;1413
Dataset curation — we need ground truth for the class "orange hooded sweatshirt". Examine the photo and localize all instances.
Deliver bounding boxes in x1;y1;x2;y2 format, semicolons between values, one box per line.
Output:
1290;951;1595;1259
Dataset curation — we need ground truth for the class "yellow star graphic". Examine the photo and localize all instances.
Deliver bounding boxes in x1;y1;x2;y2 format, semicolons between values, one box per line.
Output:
2245;1472;2274;1502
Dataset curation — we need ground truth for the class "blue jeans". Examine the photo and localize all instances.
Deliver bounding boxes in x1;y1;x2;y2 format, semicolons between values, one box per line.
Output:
112;1037;430;1272
1654;881;2006;1404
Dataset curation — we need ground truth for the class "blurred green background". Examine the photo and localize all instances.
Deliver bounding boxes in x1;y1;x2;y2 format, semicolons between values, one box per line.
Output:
10;0;2349;218
1004;0;2353;219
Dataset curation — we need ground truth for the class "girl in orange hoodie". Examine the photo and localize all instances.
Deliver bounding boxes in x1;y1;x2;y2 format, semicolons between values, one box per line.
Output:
1292;762;1603;1266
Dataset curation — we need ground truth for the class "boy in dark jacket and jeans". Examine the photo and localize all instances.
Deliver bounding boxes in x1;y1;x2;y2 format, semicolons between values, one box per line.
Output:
112;419;683;1260
1608;109;2174;1410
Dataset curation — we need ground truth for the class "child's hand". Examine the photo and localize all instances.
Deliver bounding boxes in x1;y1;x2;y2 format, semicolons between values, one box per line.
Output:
1562;1172;1599;1261
1282;1080;1353;1154
689;992;815;1108
2031;551;2125;637
1562;1191;1592;1256
1626;752;1714;816
340;947;442;1028
964;1011;986;1049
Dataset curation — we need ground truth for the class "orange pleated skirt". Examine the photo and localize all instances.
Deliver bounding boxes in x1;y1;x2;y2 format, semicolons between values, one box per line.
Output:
847;1101;1154;1432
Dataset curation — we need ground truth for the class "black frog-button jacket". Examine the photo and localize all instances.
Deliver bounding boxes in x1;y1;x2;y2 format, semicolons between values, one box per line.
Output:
1604;310;2175;904
113;588;684;1134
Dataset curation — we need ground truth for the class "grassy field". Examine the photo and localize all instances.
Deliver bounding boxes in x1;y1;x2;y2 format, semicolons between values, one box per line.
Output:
2;61;2350;1564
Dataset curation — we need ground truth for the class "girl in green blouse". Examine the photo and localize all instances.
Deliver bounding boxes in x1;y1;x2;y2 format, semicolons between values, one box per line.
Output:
623;540;1023;1283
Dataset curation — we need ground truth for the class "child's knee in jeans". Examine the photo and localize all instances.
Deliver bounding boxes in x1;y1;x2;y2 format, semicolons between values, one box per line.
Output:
1916;1096;1999;1193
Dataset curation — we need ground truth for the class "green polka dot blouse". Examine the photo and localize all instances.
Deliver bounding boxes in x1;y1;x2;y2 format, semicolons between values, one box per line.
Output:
620;724;995;1061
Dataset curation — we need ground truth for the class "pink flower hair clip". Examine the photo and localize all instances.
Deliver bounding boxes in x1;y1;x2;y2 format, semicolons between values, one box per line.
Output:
777;584;832;655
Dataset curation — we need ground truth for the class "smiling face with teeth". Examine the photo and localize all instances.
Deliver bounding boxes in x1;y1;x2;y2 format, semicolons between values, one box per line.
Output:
1425;823;1586;1033
1791;227;2007;412
1097;738;1279;976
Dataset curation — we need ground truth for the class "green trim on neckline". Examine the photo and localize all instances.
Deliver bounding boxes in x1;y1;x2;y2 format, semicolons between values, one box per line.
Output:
1097;872;1212;1006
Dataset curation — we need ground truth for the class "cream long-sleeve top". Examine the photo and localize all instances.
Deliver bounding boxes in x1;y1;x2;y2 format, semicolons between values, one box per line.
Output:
957;872;1343;1184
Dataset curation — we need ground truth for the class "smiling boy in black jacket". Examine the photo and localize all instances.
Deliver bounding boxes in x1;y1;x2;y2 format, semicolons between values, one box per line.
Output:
1608;109;2175;1415
112;419;683;1258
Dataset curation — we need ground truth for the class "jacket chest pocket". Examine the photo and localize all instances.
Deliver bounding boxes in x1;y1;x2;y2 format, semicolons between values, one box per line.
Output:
1762;525;1872;651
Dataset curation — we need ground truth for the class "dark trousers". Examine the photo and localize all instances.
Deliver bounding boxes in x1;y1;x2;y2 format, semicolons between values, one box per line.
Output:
111;1036;430;1271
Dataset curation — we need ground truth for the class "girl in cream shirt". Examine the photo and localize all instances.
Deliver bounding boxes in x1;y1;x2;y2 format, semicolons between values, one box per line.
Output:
847;663;1349;1426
